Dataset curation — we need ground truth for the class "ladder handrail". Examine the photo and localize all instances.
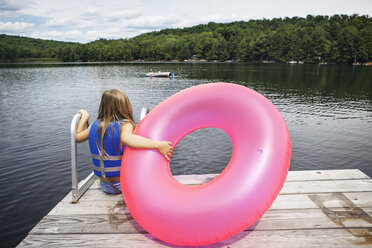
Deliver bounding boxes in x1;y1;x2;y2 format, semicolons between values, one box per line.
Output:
140;107;148;120
70;113;96;203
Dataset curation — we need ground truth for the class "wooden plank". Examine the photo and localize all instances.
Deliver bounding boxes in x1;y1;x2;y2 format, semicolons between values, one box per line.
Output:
51;192;372;216
63;187;372;205
174;169;370;185
49;200;129;215
61;188;121;203
285;169;370;181
280;179;372;194
88;169;369;190
18;228;372;247
62;178;372;204
272;192;372;210
31;207;372;235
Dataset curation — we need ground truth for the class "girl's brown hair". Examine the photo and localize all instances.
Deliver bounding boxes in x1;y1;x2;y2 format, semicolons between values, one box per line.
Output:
96;89;135;157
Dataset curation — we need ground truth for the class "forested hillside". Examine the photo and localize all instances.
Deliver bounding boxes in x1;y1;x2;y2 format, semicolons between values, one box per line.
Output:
1;14;371;64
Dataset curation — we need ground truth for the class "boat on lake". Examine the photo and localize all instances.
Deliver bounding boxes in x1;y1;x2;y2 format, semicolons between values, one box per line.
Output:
146;71;172;77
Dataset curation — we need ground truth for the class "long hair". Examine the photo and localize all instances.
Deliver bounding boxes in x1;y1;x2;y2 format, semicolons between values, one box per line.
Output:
96;89;135;157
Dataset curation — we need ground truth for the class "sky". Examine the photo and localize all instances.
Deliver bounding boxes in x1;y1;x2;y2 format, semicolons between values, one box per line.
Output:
0;0;371;43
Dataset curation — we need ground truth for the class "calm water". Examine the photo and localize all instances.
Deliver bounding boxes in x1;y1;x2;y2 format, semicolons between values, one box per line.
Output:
0;62;371;247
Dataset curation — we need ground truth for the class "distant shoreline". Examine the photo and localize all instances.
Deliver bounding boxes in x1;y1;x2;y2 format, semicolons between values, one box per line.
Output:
1;60;371;66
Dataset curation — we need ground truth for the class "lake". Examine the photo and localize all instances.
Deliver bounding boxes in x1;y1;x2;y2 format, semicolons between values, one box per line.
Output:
0;62;371;247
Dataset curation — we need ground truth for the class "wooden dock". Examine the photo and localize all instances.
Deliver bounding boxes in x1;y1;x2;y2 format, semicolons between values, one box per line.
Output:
18;169;372;247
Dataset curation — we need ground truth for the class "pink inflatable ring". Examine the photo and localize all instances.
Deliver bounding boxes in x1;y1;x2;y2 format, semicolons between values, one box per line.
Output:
121;82;291;246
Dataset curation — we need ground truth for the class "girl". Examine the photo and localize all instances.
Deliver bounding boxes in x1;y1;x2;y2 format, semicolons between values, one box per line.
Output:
75;89;173;194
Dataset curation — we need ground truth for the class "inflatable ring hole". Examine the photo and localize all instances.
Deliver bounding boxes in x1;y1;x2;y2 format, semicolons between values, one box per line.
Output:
169;127;233;184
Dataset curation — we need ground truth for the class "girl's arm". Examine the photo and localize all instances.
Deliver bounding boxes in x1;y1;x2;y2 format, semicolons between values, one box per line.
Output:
76;109;91;143
120;122;174;161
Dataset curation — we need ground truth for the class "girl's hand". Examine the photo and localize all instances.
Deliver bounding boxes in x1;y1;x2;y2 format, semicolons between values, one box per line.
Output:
75;109;91;143
78;109;90;120
156;141;174;161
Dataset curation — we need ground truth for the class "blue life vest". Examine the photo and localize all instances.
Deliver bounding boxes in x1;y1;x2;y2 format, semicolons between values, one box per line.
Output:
89;120;125;177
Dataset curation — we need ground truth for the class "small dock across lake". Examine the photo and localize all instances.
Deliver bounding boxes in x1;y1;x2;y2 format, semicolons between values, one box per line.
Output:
18;169;372;247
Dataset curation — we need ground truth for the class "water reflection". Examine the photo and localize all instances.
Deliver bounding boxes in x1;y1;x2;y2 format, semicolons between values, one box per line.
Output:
170;128;233;176
178;63;372;99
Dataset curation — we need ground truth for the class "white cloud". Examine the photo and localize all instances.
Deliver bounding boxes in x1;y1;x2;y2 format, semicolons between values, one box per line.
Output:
41;18;76;28
31;30;82;41
0;21;34;32
84;7;100;16
109;9;141;20
124;15;181;30
85;30;102;41
0;0;34;11
79;8;142;25
0;0;35;19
